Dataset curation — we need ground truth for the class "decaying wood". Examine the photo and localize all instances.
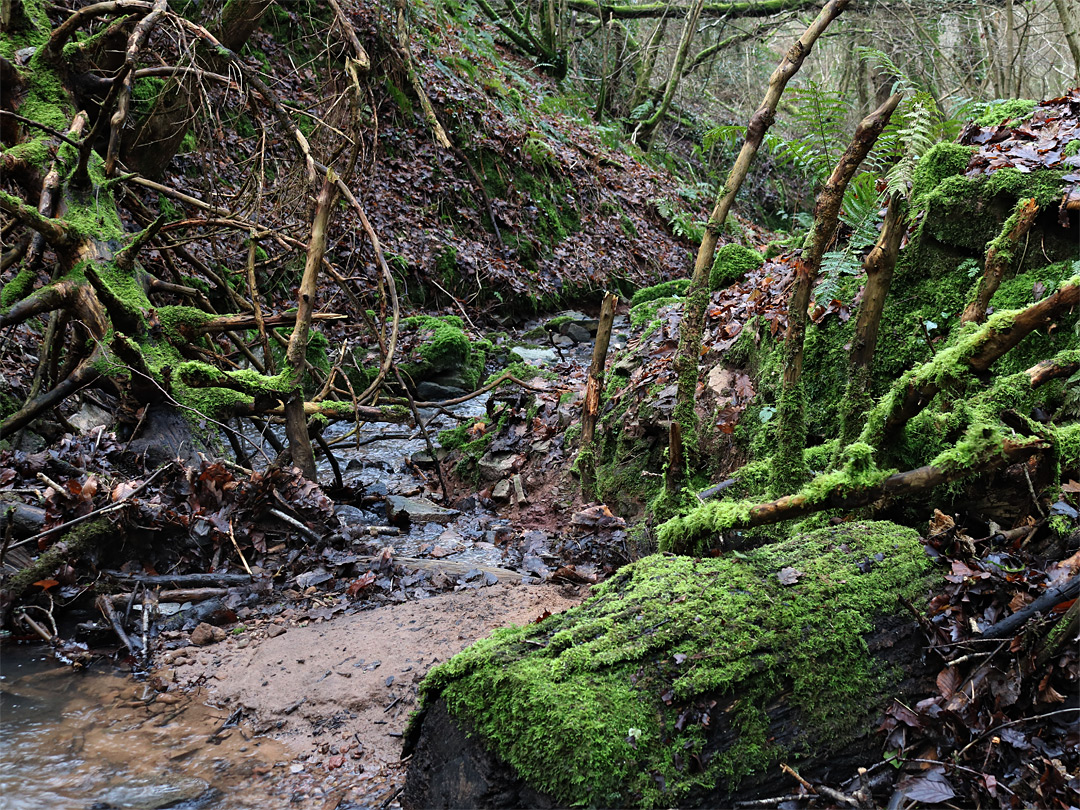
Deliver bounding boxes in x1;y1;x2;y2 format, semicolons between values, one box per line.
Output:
667;435;1048;554
878;281;1079;444
981;573;1080;640
578;292;618;494
102;570;252;586
961;198;1040;325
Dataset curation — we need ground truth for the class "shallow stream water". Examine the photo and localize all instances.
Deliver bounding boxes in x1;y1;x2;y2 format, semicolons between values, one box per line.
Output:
1;648;293;809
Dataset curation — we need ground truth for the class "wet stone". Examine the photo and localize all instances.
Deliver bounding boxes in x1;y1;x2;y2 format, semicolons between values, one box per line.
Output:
190;623;226;647
386;495;460;524
95;775;212;810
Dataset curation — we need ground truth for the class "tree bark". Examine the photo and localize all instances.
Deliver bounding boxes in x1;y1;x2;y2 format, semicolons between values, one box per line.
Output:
1055;0;1080;85
665;0;850;496
868;281;1080;448
961;197;1039;325
836;193;906;451
634;0;704;146
770;92;902;495
284;176;338;481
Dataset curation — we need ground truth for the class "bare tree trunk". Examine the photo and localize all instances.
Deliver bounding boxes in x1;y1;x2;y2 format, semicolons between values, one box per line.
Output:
629;16;668;111
578;292;618;496
284;176;338;480
1055;0;1080;84
664;0;851;498
634;0;704;145
769;92;903;495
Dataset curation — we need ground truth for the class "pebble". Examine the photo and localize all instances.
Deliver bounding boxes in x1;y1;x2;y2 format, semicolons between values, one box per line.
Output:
190;623;226;646
266;625;287;638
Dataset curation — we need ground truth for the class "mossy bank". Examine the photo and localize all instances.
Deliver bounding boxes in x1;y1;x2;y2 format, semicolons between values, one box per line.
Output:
411;521;939;808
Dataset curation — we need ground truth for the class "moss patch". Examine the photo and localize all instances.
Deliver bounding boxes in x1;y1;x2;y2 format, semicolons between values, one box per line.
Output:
710;244;763;291
420;521;937;808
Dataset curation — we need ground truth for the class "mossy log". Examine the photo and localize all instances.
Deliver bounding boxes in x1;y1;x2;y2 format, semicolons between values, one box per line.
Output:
403;521;939;809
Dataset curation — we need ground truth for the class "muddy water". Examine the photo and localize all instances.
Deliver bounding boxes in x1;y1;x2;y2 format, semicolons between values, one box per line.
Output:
1;648;292;809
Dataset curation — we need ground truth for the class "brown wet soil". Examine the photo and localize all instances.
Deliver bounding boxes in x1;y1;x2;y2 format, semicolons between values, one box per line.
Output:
169;581;585;806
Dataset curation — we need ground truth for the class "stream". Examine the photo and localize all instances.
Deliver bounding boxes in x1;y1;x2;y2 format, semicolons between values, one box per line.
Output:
1;317;609;808
1;648;293;809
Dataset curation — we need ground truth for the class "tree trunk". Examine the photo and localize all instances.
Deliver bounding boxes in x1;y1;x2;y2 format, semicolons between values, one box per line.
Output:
284;176;338;481
770;92;902;496
577;292;618;496
403;521;939;809
665;0;851;497
836;193;906;452
634;0;704;145
1055;0;1080;85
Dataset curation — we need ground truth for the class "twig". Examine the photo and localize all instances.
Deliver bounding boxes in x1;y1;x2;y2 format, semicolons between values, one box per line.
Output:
228;518;253;577
96;593;138;657
955;707;1080;761
10;463;173;551
780;763;858;806
268;508;322;543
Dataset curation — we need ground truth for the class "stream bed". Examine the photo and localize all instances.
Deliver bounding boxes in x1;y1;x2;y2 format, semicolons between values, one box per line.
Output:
1;648;294;809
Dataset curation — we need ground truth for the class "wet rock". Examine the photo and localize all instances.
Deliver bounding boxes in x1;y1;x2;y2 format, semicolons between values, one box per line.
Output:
387;495;460;524
411;449;447;467
512;474;528;505
551;334;574;348
416;380;467;401
95;775;214;810
478;451;521;481
190;623;226;646
492;479;511;501
563;322;592;343
69;401;114;433
509;346;558;365
334;504;367;527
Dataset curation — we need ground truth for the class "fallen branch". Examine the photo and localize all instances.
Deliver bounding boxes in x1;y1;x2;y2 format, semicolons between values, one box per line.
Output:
981;573;1080;640
658;435;1048;555
863;280;1079;448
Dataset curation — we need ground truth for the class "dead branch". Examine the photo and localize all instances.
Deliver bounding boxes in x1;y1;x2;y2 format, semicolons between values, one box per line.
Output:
962;198;1040;324
660;435;1049;554
871;281;1079;445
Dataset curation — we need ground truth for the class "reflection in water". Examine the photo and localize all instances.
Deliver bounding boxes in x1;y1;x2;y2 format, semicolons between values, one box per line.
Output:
0;649;288;809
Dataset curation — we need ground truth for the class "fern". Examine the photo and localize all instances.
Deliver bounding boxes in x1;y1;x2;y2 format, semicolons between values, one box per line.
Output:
785;80;847;185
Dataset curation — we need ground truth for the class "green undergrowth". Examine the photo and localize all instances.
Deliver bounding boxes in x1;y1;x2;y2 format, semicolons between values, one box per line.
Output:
710;244;763;291
417;521;938;808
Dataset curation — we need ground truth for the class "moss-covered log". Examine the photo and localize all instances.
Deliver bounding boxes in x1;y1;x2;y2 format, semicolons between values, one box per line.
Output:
403;521;940;809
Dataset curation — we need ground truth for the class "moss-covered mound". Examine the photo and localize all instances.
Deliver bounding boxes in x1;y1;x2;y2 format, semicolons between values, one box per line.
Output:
416;521;938;808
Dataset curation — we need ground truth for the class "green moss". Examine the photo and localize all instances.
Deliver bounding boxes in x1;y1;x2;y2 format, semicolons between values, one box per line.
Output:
975;98;1037;127
1065;139;1080;158
419;521;937;808
630;278;691;307
155;305;213;341
630;296;677;329
910;143;976;210
0;267;36;309
710;245;763;291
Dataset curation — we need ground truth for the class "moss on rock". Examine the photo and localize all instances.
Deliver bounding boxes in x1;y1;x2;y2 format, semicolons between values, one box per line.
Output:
418;521;937;808
710;244;763;291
